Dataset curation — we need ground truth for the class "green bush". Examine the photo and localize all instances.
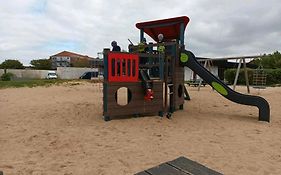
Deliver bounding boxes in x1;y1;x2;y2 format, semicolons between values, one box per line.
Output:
252;51;281;69
224;69;237;84
224;68;281;85
1;73;14;81
224;68;254;85
265;69;281;84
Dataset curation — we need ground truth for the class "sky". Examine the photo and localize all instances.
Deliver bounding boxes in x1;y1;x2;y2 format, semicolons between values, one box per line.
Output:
0;0;280;65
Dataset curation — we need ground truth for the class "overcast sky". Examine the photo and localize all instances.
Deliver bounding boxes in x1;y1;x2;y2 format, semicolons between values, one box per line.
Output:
0;0;280;65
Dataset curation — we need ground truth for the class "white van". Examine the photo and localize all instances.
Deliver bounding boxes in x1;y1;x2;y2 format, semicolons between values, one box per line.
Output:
46;71;58;79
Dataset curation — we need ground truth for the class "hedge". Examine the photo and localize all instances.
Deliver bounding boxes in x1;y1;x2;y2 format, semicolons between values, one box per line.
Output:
224;68;281;85
0;73;14;81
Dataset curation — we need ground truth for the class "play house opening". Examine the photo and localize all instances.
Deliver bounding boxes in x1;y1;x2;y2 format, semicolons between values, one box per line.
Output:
115;87;132;106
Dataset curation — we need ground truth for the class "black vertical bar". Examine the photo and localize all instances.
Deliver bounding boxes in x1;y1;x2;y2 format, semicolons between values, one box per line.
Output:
180;23;185;49
140;29;144;43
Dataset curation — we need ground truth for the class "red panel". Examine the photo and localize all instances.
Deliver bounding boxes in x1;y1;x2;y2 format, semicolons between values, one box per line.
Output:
108;52;139;82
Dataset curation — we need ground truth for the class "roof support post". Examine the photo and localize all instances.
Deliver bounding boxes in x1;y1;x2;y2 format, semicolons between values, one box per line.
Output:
140;29;144;43
180;23;185;49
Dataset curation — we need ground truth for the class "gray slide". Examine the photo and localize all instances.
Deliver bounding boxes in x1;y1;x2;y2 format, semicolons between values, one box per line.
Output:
180;50;270;122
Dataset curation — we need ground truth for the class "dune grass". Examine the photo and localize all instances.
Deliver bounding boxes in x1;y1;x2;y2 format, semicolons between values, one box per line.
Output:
0;79;80;89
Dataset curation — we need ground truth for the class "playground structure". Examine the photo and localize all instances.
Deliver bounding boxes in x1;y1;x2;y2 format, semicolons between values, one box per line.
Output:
102;16;270;122
253;65;267;89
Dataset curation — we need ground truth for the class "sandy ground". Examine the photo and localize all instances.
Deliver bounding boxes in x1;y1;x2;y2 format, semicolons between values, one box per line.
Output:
0;82;281;175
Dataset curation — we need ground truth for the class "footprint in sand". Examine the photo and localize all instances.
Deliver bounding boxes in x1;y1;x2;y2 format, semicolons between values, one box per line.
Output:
0;165;14;169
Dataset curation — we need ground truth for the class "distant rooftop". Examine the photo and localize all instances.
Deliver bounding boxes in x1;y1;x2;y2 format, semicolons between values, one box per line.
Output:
50;51;94;59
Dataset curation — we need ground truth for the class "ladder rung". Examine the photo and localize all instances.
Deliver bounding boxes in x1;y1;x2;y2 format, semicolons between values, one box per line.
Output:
168;92;173;95
167;84;173;86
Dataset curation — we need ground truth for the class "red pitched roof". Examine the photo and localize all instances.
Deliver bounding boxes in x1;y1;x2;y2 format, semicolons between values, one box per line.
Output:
136;16;190;42
51;51;93;59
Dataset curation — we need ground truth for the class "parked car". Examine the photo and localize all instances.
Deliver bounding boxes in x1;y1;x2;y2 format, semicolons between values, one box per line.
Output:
79;71;99;79
46;71;58;79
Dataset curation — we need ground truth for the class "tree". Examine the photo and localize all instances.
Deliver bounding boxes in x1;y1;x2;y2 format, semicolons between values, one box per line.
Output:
30;59;52;70
253;51;281;69
0;59;24;69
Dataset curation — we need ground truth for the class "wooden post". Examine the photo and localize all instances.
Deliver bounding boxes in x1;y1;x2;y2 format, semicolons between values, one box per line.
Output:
243;58;250;93
140;29;144;43
164;53;168;113
184;85;191;100
233;59;242;90
180;23;185;48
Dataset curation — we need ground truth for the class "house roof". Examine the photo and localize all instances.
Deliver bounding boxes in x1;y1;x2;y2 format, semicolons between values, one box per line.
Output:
136;16;190;42
50;51;94;59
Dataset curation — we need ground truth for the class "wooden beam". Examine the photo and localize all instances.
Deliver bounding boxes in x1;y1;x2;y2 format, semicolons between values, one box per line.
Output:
243;58;250;93
196;55;262;62
233;59;242;90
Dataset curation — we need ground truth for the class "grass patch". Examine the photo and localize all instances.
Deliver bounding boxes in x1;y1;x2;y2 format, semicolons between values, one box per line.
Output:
0;79;81;89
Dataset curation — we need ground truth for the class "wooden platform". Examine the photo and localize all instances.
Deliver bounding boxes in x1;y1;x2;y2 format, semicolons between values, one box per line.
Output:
135;157;223;175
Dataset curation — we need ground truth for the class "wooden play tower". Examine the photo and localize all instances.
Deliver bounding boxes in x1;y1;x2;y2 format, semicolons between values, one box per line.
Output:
102;16;270;122
103;16;189;121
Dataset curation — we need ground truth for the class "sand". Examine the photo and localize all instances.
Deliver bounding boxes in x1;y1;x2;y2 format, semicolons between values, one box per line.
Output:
0;82;281;175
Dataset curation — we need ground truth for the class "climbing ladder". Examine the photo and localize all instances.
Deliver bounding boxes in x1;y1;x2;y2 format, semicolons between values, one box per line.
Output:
253;66;267;89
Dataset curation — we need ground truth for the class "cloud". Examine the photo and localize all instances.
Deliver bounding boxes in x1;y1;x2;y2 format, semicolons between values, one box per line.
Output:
30;0;47;14
0;0;280;65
